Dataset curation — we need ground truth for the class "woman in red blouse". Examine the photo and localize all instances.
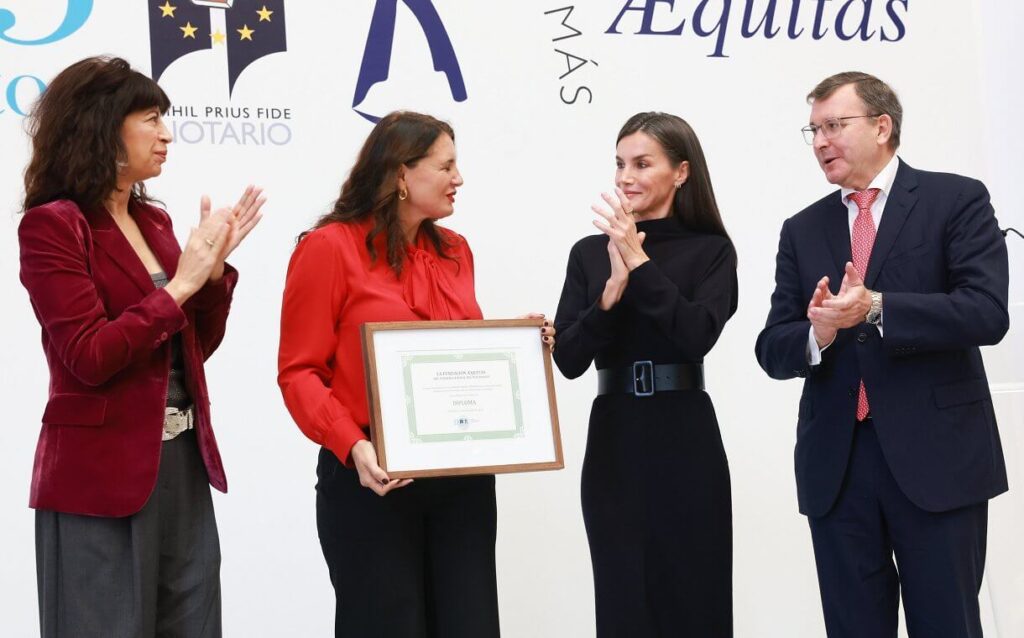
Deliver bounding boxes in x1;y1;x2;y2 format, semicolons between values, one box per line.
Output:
278;111;553;637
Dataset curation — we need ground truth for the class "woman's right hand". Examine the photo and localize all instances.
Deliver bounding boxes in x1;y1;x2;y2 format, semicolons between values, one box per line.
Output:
592;188;650;270
351;439;413;496
599;241;628;310
598;233;645;310
165;210;233;305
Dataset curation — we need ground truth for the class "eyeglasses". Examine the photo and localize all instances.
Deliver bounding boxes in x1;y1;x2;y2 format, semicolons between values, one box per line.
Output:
801;114;881;145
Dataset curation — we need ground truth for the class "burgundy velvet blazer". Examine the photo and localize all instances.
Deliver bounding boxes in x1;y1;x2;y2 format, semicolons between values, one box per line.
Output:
18;199;235;517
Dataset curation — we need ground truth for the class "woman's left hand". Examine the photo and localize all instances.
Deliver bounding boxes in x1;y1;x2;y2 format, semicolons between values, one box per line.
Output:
592;186;648;271
518;312;556;352
203;185;266;281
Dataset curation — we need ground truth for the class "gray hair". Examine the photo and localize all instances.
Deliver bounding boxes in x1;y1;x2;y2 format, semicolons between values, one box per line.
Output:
808;71;903;150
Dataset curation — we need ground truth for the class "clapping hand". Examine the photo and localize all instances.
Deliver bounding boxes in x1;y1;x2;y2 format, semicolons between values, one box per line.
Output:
807;262;873;345
591;187;648;271
592;187;647;310
164;216;229;305
202;185;266;281
806;275;836;348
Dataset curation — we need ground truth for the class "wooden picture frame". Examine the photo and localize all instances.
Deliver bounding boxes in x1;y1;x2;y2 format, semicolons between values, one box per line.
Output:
361;319;564;478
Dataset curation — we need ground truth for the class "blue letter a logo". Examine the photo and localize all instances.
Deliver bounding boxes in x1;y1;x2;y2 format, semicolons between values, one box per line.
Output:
352;0;467;122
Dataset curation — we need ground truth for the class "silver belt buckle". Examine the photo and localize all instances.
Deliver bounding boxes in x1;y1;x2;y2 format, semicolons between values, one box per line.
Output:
163;406;194;441
632;360;655;397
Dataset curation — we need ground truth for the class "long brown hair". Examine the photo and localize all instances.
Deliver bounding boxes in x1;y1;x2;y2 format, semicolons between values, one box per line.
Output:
617;112;730;239
302;111;456;275
22;56;171;212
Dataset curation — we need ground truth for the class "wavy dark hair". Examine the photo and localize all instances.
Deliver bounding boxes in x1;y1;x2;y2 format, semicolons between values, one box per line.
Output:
301;111;456;275
617;112;729;239
22;56;171;212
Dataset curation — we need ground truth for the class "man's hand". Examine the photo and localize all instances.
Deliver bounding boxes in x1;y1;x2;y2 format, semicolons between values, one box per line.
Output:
810;262;873;331
807;275;837;348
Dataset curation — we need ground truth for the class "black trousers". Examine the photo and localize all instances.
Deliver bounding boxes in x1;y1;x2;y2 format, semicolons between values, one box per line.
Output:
35;430;221;638
808;420;988;638
582;392;733;637
315;448;500;638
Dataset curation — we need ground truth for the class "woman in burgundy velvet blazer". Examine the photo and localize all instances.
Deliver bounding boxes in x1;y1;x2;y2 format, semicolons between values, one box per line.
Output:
18;57;263;637
21;198;236;516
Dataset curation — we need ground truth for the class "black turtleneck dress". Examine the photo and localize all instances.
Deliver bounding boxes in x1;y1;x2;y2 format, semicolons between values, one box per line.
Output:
554;217;737;637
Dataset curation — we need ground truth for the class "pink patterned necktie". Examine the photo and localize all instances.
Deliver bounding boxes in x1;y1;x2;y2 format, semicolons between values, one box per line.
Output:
848;188;880;421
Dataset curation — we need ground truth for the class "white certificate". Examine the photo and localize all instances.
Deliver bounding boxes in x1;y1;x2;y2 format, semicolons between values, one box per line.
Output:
404;353;523;442
362;320;563;477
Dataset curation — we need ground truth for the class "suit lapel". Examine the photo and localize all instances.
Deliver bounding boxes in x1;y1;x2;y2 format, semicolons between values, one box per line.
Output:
823;193;852;276
85;205;155;296
865;160;918;288
133;202;181;279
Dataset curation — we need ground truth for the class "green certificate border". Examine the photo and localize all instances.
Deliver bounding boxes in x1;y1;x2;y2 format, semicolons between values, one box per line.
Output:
401;352;524;443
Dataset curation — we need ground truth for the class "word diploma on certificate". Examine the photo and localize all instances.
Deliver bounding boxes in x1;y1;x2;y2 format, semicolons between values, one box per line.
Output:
404;353;523;443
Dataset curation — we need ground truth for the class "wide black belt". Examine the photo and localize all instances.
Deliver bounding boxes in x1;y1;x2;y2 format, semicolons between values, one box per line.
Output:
596;361;704;397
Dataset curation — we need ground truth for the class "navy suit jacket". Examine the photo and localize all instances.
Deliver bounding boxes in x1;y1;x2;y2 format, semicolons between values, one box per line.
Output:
755;160;1009;517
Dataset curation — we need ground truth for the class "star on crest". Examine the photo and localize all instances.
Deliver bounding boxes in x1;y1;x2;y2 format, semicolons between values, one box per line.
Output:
180;21;198;39
211;29;226;45
237;24;255;41
256;6;274;22
159;2;176;18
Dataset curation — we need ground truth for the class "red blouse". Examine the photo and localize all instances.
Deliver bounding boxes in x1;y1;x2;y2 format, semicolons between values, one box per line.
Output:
278;217;483;465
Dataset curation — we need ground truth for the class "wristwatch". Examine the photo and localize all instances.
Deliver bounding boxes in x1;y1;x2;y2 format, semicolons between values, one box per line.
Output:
865;290;883;325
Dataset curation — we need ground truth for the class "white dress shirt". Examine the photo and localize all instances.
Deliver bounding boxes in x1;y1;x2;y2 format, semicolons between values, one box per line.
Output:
808;152;900;365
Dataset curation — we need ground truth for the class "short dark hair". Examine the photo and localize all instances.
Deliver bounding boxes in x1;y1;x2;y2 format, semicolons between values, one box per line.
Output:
807;71;902;150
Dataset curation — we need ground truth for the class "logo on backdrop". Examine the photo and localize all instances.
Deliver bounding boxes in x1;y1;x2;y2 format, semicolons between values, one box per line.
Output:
148;0;286;94
544;6;597;107
542;1;910;107
352;0;467;123
146;0;293;146
604;0;908;58
0;0;94;117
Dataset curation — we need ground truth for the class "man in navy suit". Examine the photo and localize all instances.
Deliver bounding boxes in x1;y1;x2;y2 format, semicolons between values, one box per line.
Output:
755;71;1009;637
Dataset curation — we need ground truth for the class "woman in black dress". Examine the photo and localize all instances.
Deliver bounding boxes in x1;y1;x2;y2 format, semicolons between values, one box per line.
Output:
554;112;737;637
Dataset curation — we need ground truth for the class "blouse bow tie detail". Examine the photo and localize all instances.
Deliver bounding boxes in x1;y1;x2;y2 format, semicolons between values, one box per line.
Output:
402;247;466;321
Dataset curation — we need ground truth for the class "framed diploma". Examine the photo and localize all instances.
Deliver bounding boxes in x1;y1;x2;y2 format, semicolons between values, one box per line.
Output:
361;319;564;478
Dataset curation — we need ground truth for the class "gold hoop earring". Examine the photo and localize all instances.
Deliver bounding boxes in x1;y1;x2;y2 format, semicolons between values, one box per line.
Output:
398;188;408;201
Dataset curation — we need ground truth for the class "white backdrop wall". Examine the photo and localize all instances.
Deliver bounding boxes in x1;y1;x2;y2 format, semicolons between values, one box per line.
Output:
1;2;1020;636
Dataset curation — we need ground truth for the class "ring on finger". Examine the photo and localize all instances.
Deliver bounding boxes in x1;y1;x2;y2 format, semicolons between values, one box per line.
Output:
204;238;215;248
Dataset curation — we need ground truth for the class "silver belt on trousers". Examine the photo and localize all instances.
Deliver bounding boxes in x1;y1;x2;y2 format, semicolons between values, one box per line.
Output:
163;406;195;441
